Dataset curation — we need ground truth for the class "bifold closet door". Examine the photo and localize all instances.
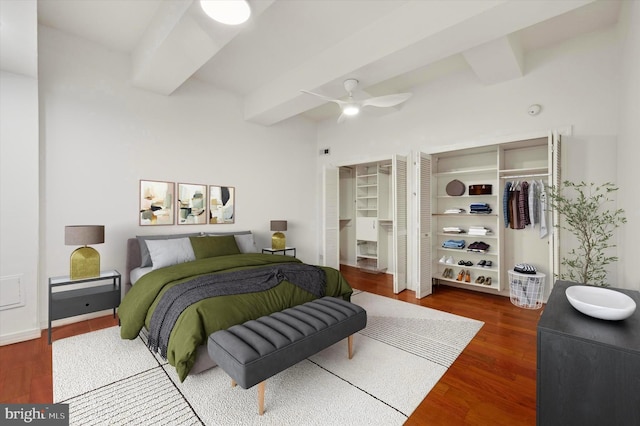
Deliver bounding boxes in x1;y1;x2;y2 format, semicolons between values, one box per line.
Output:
393;155;408;293
415;152;432;298
323;167;339;269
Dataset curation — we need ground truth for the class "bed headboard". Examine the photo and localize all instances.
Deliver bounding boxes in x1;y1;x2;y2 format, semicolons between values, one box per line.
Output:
125;231;256;294
125;238;142;293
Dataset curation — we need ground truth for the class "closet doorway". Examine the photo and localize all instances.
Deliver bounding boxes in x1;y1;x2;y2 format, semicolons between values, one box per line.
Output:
323;155;408;293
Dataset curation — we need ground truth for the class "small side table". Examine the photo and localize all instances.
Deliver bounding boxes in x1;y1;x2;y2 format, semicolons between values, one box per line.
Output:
48;270;121;344
262;247;296;257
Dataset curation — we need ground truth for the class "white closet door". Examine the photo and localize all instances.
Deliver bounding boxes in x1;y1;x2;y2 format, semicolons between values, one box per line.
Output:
323;166;339;269
551;131;562;281
393;154;408;293
415;152;432;298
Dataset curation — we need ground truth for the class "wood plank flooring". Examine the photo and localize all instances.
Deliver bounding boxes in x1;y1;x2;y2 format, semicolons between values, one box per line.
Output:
0;265;541;425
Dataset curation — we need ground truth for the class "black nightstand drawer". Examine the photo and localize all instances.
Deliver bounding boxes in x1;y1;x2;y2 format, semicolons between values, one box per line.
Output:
48;270;121;343
50;285;120;320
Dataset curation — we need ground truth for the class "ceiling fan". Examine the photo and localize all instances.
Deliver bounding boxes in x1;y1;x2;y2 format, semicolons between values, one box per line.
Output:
301;79;412;123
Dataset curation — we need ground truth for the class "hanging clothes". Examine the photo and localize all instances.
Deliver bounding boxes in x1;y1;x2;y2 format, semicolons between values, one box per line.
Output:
509;183;525;229
520;181;530;226
528;180;536;226
503;181;512;228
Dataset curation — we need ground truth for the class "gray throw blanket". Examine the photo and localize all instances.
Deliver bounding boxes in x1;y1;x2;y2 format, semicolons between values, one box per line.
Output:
147;263;326;358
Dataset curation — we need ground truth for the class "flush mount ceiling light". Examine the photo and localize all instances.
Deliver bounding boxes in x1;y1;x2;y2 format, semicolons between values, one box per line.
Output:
200;0;251;25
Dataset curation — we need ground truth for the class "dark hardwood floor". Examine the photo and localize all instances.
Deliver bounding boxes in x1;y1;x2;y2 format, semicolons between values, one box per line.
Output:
0;265;541;425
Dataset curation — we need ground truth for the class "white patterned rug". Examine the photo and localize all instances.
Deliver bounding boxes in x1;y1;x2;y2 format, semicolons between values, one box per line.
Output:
53;291;483;425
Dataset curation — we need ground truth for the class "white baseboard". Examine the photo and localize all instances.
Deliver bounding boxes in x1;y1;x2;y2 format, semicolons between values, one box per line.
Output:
0;328;41;346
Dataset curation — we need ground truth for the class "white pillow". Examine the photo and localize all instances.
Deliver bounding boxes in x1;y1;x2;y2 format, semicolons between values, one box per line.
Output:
145;238;196;270
234;233;258;253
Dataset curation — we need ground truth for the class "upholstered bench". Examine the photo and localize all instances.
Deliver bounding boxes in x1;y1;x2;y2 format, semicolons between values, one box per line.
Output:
207;296;367;415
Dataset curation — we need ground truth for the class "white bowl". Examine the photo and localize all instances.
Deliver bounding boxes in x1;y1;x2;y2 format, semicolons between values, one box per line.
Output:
565;285;636;321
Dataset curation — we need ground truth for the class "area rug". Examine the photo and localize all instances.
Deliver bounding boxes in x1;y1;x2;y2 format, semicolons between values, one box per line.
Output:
53;291;483;425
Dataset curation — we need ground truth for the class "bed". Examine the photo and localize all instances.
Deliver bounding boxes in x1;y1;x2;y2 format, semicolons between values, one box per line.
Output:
118;231;353;382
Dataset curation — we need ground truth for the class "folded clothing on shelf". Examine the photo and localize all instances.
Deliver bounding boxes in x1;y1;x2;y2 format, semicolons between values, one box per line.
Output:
444;208;466;214
468;226;492;236
443;226;464;233
469;203;492;214
442;239;466;249
467;241;490;252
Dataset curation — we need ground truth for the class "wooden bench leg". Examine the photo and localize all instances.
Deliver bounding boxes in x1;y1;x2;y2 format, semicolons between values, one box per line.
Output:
258;381;265;415
348;334;353;359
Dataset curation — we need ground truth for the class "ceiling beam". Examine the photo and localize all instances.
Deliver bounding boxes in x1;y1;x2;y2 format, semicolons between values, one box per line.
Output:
243;0;596;125
131;0;275;95
462;35;524;85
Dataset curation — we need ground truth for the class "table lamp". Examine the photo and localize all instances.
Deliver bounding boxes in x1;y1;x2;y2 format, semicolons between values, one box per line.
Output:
65;225;105;279
270;220;287;250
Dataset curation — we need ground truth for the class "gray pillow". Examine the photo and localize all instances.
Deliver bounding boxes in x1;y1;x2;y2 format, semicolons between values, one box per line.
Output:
146;238;196;270
137;233;200;267
234;233;258;253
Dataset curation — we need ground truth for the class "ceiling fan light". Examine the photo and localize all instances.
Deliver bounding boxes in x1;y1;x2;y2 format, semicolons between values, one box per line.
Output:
343;105;360;116
200;0;251;25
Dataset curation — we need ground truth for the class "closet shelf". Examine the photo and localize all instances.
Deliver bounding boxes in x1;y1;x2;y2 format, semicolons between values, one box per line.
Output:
434;167;497;177
437;194;494;199
433;213;498;217
438;247;498;256
436;276;500;289
437;232;497;239
499;167;549;178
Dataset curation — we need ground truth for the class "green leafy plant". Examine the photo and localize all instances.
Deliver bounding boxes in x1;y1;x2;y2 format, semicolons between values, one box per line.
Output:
547;181;626;286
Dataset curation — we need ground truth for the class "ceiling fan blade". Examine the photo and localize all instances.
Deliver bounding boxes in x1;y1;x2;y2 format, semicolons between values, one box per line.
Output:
300;90;346;106
361;93;412;108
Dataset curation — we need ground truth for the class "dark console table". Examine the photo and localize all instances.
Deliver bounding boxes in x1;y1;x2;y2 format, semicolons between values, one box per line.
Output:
537;280;640;425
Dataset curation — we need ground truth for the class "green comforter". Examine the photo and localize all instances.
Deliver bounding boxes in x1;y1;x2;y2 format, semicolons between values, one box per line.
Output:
118;253;353;381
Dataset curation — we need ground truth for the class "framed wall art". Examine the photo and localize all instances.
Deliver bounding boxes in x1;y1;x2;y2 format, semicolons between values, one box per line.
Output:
209;185;235;224
139;180;174;226
177;183;208;225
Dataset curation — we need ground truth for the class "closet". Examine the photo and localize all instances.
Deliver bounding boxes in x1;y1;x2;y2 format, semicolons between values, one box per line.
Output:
426;135;560;297
322;131;560;300
324;156;408;293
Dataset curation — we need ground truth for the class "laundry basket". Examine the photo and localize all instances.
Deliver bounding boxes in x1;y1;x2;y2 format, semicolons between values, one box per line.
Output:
508;270;546;309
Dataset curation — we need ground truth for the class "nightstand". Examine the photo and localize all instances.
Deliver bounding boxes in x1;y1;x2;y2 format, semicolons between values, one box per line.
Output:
48;270;121;344
261;247;296;257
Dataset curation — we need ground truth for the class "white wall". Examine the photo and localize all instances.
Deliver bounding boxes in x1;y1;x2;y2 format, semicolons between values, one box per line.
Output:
317;25;635;291
36;27;319;332
617;1;640;291
0;0;40;345
0;71;40;344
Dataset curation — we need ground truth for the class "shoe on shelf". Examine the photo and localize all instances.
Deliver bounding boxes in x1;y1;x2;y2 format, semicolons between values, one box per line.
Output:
485;277;492;286
464;260;473;266
439;256;447;264
442;268;449;278
458;260;466;265
465;270;471;283
475;276;485;284
456;269;465;281
478;260;486;267
484;260;492;268
446;256;455;264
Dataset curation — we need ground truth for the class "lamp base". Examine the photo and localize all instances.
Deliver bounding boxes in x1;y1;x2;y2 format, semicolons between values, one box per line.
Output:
70;246;100;280
271;232;286;250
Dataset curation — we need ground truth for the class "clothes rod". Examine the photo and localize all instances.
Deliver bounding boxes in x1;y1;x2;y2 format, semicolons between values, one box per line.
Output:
500;173;550;179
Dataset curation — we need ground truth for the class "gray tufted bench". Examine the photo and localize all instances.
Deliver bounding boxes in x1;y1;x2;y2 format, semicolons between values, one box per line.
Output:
207;296;367;415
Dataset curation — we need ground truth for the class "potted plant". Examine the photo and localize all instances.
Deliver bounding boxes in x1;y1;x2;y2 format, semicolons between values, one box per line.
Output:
547;181;626;286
